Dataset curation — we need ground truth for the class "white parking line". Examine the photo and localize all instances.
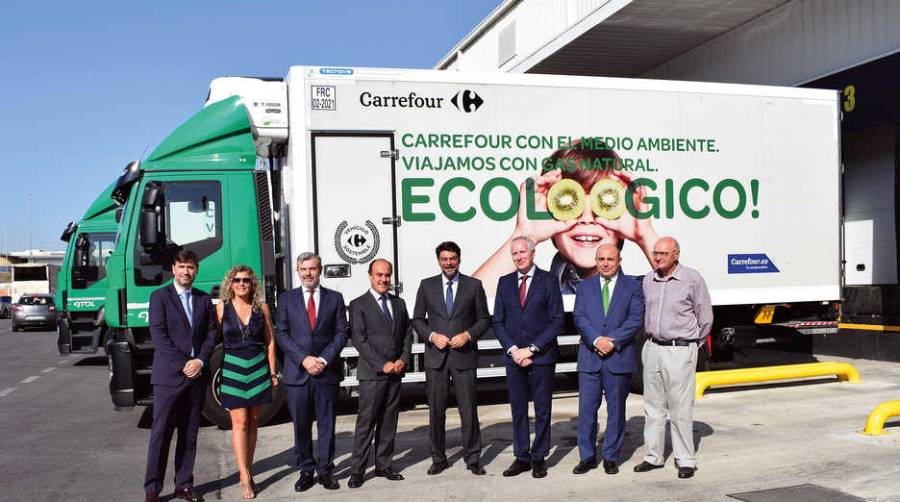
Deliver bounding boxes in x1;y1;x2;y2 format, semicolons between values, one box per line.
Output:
0;387;17;397
21;376;39;384
41;367;55;374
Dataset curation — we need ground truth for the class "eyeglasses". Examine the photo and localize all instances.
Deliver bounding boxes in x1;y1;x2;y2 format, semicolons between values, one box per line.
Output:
233;277;252;284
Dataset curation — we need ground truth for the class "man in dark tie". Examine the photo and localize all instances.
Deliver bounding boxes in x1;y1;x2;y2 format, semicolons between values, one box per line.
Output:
275;252;349;492
412;241;491;476
572;244;644;475
347;258;413;489
492;236;564;479
144;250;217;502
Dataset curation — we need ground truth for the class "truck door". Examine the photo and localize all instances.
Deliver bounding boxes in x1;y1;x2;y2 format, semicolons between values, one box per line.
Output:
69;231;116;312
126;175;228;326
312;133;399;297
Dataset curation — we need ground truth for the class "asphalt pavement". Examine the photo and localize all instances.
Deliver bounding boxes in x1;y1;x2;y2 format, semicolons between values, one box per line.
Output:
2;318;900;501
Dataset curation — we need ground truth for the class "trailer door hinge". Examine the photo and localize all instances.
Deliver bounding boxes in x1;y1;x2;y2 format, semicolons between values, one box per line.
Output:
382;216;401;227
392;282;403;295
380;149;399;160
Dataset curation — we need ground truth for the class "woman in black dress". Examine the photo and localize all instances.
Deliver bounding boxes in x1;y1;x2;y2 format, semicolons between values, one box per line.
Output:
216;265;277;499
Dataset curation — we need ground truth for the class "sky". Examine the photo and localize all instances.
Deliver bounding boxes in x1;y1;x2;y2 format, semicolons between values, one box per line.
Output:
0;0;502;253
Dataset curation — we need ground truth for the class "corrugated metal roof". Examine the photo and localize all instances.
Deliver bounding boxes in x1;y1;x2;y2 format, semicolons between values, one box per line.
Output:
529;0;792;76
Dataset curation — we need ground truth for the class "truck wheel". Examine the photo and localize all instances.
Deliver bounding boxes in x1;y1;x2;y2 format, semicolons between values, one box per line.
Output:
202;344;285;430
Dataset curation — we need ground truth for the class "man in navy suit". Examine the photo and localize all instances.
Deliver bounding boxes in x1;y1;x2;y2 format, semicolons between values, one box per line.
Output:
275;252;349;492
144;250;217;502
572;244;644;475
493;236;564;479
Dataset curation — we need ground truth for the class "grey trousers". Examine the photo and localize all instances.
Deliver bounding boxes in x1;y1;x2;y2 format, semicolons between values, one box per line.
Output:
641;341;698;468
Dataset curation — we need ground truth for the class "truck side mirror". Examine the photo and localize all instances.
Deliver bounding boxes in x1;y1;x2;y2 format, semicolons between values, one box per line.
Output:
139;210;160;249
139;183;164;249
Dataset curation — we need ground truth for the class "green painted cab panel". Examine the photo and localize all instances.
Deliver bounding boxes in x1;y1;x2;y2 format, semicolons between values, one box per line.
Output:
144;96;256;171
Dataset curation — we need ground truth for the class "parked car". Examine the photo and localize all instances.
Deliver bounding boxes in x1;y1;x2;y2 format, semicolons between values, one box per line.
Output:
11;294;58;331
0;296;11;319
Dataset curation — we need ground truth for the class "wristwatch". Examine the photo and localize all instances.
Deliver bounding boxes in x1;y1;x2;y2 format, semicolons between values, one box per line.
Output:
528;345;538;354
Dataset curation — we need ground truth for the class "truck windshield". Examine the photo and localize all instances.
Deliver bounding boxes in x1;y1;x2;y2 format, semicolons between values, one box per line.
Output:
72;232;116;288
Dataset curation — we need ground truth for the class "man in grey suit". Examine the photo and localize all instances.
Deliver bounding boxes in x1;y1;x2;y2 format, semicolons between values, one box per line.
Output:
347;258;413;489
412;241;491;476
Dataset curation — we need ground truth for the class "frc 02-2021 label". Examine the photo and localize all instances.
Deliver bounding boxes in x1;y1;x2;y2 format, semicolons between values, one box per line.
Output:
311;85;336;111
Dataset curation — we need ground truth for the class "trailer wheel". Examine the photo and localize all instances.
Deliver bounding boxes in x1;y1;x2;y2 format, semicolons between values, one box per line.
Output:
202;344;286;430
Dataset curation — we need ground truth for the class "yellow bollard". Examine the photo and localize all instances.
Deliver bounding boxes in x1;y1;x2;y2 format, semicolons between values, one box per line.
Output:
863;400;900;436
695;362;861;399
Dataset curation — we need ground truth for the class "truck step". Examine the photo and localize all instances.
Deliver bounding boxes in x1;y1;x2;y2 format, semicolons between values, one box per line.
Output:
134;342;154;351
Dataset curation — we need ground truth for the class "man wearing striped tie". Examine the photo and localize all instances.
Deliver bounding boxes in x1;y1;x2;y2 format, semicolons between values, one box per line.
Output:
572;244;644;476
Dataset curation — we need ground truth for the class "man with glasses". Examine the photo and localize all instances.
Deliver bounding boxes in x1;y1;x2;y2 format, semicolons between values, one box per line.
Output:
633;237;712;479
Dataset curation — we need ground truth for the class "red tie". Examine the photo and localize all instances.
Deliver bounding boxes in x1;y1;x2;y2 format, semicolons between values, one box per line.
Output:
307;289;316;330
519;275;528;308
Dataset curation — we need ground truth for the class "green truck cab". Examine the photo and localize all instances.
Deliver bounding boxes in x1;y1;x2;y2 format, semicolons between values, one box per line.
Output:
57;182;119;354
105;97;284;427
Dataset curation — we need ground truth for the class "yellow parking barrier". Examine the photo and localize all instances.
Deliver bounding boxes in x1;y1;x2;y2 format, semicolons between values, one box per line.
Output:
695;362;861;400
863;400;900;436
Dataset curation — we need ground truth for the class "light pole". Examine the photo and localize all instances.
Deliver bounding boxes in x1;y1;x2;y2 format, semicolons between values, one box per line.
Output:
0;225;7;264
26;192;32;256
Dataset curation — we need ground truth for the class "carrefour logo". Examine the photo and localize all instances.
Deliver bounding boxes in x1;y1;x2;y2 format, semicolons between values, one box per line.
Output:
450;89;484;113
728;253;780;274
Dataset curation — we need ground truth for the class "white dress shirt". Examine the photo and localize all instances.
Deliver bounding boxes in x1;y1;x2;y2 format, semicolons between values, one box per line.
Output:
369;288;393;318
594;273;618;345
509;265;538;355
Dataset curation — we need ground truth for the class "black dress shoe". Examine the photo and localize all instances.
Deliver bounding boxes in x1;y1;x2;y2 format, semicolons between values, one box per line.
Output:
374;468;404;481
348;473;364;489
603;459;619;475
531;460;548;478
466;463;487;476
317;473;339;490
145;492;159;502
678;466;696;479
633;461;664;473
427;461;449;475
294;471;315;492
173;487;204;502
572;459;597;474
502;459;531;477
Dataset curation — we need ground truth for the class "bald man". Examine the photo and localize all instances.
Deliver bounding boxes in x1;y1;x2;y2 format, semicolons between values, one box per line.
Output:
572;244;644;475
633;237;712;479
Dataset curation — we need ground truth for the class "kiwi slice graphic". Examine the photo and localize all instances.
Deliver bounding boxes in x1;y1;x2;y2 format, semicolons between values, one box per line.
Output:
590;178;627;219
547;179;586;221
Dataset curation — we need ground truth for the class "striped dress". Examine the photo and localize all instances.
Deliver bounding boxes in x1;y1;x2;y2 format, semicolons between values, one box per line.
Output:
219;302;272;409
